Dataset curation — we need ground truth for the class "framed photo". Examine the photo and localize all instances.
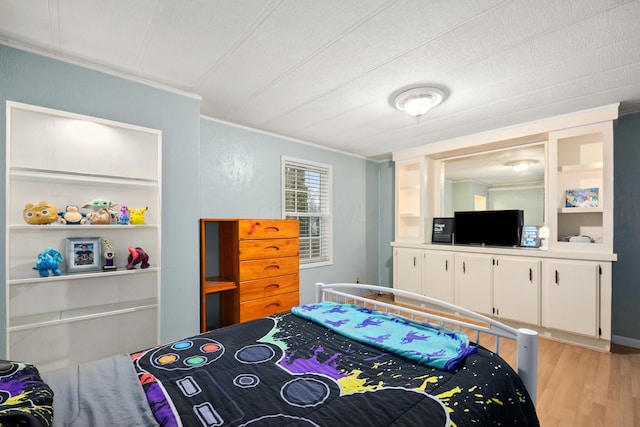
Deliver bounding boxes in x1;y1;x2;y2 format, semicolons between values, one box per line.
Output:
520;225;541;248
66;237;102;273
432;217;455;244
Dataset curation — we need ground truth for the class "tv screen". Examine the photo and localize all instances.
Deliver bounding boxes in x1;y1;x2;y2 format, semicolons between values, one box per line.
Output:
454;210;524;247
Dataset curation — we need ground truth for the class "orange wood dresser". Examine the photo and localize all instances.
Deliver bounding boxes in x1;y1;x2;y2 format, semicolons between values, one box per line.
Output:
199;218;299;332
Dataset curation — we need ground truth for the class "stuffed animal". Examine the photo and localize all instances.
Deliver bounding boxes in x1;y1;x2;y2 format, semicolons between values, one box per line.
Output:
83;199;117;225
23;202;58;225
128;207;148;225
58;205;87;225
126;246;150;269
33;248;64;277
118;205;130;225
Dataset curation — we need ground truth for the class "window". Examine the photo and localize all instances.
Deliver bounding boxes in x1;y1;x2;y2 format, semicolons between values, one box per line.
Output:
282;156;332;267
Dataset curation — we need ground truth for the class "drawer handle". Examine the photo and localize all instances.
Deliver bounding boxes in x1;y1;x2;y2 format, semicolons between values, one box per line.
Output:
264;265;280;271
265;283;280;290
265;302;280;309
264;245;280;251
265;226;280;233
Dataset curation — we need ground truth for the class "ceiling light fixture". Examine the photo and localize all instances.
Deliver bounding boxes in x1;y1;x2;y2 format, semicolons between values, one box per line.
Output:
509;160;535;172
393;87;444;118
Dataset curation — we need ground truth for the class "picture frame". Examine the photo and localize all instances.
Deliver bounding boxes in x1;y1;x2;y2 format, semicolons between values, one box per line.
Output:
432;217;455;244
65;237;102;273
520;225;541;248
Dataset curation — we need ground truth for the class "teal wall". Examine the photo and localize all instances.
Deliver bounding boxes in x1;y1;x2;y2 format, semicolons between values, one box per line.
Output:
199;119;388;304
0;45;201;353
0;45;393;357
613;113;640;343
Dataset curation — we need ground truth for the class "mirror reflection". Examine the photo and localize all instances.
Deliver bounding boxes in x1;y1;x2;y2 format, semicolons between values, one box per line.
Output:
442;143;545;226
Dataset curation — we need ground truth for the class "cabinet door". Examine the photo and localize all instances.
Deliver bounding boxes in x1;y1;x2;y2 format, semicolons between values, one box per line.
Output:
393;247;422;295
543;259;599;337
455;253;493;314
422;251;454;303
493;257;540;325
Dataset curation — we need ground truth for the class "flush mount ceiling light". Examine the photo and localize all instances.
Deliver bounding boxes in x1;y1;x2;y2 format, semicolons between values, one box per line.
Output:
508;160;536;172
393;87;444;118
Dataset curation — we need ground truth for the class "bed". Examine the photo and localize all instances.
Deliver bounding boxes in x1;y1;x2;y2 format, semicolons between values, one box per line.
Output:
3;282;539;426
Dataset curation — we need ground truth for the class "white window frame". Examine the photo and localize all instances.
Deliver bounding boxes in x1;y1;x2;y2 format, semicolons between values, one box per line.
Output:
281;156;333;268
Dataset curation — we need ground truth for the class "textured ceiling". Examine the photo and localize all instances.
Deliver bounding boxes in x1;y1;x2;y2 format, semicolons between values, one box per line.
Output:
1;0;640;162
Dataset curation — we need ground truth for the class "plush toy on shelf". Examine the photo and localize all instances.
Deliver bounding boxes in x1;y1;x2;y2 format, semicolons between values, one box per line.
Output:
83;198;117;225
33;248;64;277
118;205;130;225
126;246;150;269
58;205;87;225
127;207;148;225
23;201;59;225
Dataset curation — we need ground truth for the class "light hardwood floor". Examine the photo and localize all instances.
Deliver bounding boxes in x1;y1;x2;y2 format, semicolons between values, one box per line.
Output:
363;294;640;426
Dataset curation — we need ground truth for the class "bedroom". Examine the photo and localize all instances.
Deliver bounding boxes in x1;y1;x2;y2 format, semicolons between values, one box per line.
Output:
1;1;639;426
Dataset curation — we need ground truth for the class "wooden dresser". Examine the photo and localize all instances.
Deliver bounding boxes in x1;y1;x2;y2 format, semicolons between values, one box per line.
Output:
199;218;299;331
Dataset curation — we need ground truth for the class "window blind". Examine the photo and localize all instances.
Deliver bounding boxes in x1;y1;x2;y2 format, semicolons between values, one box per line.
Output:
282;157;332;266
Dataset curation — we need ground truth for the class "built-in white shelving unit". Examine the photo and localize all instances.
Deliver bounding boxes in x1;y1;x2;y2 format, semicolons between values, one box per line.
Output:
5;101;162;372
392;104;618;351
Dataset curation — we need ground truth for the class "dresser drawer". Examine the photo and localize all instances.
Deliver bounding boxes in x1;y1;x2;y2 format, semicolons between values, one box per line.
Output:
239;257;299;281
239;274;299;302
239;291;299;322
239;238;299;260
238;219;299;240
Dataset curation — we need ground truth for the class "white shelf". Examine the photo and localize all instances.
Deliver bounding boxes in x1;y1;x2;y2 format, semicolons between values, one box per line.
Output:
8;267;158;286
10;167;159;188
558;207;603;214
8;224;159;231
8;298;158;331
557;162;603;173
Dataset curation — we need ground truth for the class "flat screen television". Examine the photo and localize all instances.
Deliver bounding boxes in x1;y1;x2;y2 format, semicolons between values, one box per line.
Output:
454;209;524;247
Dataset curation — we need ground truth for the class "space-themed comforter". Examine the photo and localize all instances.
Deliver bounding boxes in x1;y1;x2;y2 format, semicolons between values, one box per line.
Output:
129;305;539;427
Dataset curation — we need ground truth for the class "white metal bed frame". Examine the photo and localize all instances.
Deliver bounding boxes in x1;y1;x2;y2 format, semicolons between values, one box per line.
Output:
315;282;538;403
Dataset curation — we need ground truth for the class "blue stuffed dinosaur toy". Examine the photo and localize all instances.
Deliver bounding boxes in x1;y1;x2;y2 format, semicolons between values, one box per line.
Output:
33;248;64;277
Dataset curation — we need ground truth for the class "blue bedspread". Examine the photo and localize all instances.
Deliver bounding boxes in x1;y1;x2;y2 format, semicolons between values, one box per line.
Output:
291;302;477;371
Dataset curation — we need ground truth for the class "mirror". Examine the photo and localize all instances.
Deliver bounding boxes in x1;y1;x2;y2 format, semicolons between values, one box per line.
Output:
441;143;545;226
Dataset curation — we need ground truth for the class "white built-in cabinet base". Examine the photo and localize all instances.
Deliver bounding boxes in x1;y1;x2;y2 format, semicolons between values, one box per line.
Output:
393;243;613;351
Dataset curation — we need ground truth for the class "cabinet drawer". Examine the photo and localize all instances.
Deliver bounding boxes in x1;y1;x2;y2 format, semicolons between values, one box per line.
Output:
239;291;299;323
239;257;299;281
238;219;299;240
239;238;299;260
239;274;299;302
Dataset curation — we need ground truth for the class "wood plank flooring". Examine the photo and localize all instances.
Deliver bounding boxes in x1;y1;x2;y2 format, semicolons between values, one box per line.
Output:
361;293;640;426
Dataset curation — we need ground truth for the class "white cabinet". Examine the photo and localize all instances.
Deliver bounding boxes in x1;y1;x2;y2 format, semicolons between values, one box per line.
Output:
548;122;613;252
5;102;161;372
393;247;422;295
395;157;427;243
422;250;454;303
454;253;493;315
543;259;600;337
493;257;540;325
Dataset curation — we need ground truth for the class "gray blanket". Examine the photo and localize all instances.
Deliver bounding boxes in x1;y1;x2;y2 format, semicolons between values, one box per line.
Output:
42;354;158;427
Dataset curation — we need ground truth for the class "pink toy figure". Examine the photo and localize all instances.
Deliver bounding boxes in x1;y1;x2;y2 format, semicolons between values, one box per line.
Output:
118;205;130;225
126;246;150;269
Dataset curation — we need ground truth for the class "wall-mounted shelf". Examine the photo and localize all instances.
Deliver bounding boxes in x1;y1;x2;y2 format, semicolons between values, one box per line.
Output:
558;207;603;214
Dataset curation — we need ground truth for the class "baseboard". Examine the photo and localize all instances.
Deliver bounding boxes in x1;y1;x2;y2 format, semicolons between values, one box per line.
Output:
612;334;640;349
